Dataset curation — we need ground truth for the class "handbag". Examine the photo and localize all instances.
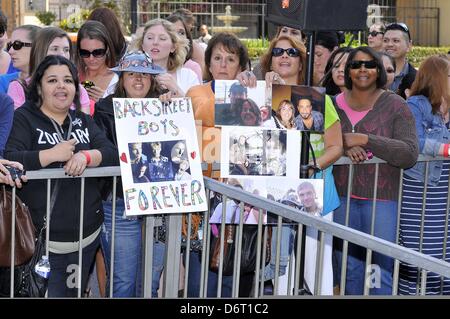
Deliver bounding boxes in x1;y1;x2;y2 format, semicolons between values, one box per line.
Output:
210;206;272;275
0;176;61;297
0;186;35;267
0;228;48;297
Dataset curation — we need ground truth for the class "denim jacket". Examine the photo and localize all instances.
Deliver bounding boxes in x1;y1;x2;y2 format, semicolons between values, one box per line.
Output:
405;95;450;186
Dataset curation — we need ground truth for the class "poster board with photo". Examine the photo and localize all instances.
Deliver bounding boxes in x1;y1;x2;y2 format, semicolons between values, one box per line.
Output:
209;177;324;225
113;97;207;216
214;80;270;126
272;84;326;133
209;178;268;225
220;126;301;178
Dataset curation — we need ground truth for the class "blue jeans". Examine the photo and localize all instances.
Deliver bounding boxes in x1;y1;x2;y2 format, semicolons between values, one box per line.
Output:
264;225;295;281
48;234;99;297
101;199;142;297
333;197;398;295
151;241;165;297
185;250;233;297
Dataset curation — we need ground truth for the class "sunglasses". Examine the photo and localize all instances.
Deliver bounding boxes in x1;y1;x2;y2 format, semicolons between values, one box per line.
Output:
386;22;411;40
271;47;300;57
368;31;384;37
79;48;107;58
7;40;32;51
349;60;378;70
385;68;395;74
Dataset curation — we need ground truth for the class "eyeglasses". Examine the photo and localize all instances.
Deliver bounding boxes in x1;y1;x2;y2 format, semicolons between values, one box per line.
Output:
368;31;384;37
348;60;378;70
79;48;107;58
7;40;32;51
271;47;300;57
385;22;411;40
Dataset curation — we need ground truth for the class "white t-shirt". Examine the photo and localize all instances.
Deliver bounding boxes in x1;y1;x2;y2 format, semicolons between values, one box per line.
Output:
104;73;119;97
176;67;200;95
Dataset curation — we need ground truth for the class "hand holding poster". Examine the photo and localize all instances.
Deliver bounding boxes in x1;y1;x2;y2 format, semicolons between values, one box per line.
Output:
113;97;207;215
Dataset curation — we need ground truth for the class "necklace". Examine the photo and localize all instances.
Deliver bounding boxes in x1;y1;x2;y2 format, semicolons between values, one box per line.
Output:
50;113;73;142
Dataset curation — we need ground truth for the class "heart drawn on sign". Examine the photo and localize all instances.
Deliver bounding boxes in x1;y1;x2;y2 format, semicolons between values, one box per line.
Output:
190;151;196;159
120;152;128;163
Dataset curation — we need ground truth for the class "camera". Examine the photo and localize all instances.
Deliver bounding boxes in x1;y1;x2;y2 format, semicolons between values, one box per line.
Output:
81;80;95;89
4;165;24;180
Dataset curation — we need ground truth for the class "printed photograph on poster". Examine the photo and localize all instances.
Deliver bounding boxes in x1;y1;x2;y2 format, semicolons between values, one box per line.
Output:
129;140;192;183
272;84;326;133
113;97;207;216
214;80;270;126
264;178;324;224
209;178;268;225
220;126;301;178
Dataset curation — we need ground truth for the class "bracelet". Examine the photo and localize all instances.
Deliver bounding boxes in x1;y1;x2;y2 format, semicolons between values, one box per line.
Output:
80;150;91;165
444;144;450;158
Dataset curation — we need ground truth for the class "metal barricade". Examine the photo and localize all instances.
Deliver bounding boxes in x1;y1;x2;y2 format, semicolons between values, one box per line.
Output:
4;154;450;297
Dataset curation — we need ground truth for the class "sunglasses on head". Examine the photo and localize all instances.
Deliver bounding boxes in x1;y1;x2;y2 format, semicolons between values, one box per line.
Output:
349;60;378;70
79;48;107;58
7;40;32;51
368;31;384;37
386;22;411;39
271;47;300;57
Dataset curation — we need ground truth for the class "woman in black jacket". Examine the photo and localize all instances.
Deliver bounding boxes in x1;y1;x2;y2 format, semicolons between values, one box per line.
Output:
93;51;167;297
5;55;117;297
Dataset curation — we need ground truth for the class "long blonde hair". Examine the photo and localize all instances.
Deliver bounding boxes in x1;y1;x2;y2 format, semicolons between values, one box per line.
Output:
133;19;188;72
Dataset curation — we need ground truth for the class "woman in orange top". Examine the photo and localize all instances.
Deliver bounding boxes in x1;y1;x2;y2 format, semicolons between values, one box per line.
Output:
185;33;251;297
186;33;250;176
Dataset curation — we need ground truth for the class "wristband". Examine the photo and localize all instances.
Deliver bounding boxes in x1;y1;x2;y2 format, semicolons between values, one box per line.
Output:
444;144;450;158
80;150;91;165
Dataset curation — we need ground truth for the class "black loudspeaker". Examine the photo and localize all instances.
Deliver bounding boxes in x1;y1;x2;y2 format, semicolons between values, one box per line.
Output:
266;0;369;31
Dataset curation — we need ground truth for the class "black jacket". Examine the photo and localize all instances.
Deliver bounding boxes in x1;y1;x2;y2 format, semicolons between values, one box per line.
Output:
397;62;417;100
93;95;122;199
5;101;117;242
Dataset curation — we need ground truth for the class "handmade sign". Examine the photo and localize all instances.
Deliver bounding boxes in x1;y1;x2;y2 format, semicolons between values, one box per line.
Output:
113;97;207;215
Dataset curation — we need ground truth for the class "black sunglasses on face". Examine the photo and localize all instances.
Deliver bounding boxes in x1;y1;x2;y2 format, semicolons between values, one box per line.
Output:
271;47;300;57
349;60;378;70
385;67;395;74
79;48;107;58
7;40;32;51
368;31;384;37
385;22;411;40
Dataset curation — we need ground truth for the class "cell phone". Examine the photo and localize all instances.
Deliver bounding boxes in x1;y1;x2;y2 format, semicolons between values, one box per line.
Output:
81;80;95;89
4;165;24;180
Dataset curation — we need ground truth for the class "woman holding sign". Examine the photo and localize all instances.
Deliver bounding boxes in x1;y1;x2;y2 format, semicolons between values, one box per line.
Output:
237;36;343;295
186;32;257;297
5;55;116;297
94;51;167;297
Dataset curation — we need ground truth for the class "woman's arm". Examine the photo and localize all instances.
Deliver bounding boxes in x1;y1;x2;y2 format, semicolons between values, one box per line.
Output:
366;103;419;168
7;80;26;109
78;85;91;115
318;120;344;170
0;94;14;156
408;98;447;157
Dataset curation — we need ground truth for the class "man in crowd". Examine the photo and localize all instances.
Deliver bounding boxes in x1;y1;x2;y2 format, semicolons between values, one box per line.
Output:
197;24;212;45
383;22;416;99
